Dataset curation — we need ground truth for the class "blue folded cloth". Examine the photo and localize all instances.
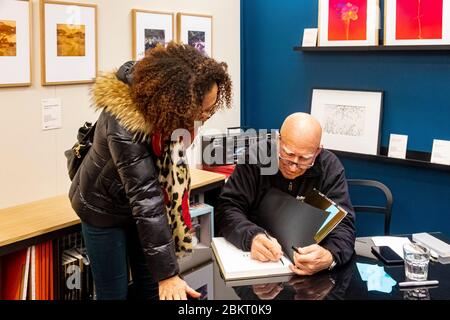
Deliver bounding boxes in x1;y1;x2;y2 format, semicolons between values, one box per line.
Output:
356;263;397;293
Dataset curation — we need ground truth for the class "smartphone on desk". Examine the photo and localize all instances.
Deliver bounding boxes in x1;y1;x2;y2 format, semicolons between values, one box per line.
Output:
371;246;404;265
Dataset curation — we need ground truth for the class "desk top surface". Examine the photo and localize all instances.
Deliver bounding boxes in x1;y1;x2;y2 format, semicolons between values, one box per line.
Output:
190;168;225;190
0;168;225;248
216;236;450;300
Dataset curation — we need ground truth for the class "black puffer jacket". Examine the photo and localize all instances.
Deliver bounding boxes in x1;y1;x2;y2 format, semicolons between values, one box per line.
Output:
69;64;179;281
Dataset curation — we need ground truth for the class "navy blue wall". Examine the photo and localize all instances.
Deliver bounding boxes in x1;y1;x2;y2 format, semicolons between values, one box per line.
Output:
242;0;450;236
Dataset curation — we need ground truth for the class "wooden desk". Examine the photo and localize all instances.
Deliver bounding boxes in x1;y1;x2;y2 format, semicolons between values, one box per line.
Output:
0;196;79;251
0;169;225;256
190;168;225;190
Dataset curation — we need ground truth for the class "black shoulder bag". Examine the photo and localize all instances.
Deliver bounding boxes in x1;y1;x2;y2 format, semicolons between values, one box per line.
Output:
64;121;96;180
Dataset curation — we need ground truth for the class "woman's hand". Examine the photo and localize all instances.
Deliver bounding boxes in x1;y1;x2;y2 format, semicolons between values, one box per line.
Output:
159;275;201;300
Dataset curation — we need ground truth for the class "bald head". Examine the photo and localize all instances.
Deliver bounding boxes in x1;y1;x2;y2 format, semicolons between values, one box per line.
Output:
280;113;322;149
278;113;322;179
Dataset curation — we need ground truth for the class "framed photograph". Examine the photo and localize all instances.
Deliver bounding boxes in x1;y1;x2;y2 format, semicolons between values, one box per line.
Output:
0;0;32;87
40;0;97;85
384;0;450;46
132;9;174;61
177;13;212;57
181;262;214;300
318;0;379;46
310;89;383;155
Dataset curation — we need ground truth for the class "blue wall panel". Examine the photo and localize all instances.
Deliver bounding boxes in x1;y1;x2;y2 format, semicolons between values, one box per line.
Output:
242;0;450;236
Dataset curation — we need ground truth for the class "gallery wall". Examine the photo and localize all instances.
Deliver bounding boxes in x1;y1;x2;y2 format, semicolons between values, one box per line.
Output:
241;0;450;236
0;0;241;208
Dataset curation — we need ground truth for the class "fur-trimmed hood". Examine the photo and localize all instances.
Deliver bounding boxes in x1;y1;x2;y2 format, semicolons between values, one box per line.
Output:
90;72;153;136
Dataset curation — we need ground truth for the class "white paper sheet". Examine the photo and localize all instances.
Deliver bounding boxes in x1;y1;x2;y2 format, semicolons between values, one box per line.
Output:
42;98;62;130
302;28;318;47
388;134;408;159
431;139;450;165
372;236;411;258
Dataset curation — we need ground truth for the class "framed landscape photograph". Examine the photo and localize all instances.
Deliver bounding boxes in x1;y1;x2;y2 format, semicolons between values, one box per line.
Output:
318;0;379;46
0;0;32;87
384;0;450;45
310;89;383;155
132;9;174;60
40;0;97;85
177;13;212;57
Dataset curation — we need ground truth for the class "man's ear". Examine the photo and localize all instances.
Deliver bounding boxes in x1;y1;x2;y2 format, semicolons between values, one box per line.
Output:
317;146;323;156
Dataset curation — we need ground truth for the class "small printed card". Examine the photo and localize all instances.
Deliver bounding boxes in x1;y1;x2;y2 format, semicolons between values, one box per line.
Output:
388;134;408;159
431;139;450;165
302;28;318;47
42;98;62;130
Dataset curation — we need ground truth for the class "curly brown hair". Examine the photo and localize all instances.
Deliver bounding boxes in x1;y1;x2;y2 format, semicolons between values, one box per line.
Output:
130;42;232;137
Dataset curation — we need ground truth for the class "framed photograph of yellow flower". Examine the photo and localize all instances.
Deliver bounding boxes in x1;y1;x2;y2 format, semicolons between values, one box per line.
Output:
318;0;380;46
40;0;97;85
0;0;32;88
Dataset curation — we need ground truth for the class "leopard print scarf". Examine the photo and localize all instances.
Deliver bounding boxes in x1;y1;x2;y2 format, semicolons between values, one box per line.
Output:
155;136;193;258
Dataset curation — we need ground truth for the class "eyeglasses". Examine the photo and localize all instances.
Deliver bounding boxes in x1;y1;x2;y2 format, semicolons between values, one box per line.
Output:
278;138;321;169
278;154;316;169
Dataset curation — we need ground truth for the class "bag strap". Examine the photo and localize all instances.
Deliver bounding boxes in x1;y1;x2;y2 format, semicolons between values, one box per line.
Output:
87;122;97;139
81;122;97;142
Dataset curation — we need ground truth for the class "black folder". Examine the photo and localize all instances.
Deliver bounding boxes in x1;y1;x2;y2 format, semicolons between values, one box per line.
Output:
256;188;330;261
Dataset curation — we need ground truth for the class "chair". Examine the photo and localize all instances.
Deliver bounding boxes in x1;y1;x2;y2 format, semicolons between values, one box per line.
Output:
347;179;393;235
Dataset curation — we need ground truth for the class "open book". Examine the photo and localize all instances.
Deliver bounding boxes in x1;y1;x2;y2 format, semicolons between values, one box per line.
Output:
212;188;347;281
211;237;294;281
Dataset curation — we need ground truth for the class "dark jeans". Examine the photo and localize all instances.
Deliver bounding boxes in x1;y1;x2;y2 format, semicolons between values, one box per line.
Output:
81;222;158;300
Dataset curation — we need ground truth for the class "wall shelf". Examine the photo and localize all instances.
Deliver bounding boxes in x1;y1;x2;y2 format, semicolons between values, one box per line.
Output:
293;45;450;52
332;147;450;172
292;45;450;171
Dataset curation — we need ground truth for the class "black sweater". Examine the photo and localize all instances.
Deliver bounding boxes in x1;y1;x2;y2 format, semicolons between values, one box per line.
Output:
215;149;356;267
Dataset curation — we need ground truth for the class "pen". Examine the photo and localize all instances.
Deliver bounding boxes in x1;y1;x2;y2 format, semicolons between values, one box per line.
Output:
398;280;439;287
263;230;284;265
291;245;300;254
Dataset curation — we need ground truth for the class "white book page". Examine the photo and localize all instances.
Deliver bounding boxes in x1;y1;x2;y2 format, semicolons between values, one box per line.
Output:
212;237;292;280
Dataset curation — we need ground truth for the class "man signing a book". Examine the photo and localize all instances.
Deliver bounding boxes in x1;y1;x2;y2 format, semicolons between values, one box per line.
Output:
215;112;356;275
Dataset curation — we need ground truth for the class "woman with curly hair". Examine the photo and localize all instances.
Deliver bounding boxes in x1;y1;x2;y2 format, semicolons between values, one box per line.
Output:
69;42;232;300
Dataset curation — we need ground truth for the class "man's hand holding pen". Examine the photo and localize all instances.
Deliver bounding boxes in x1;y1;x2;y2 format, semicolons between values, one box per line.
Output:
290;245;334;276
251;232;283;262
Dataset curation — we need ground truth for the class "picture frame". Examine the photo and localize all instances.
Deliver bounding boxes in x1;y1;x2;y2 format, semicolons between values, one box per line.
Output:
310;88;383;155
177;13;212;57
384;0;450;46
132;9;174;61
0;0;32;88
40;0;97;85
318;0;379;46
181;262;214;300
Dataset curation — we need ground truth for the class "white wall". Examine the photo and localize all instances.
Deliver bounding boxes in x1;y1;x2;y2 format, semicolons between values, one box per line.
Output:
0;0;240;208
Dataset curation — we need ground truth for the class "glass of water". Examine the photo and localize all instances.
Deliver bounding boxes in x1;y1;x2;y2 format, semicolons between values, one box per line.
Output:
403;242;430;281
